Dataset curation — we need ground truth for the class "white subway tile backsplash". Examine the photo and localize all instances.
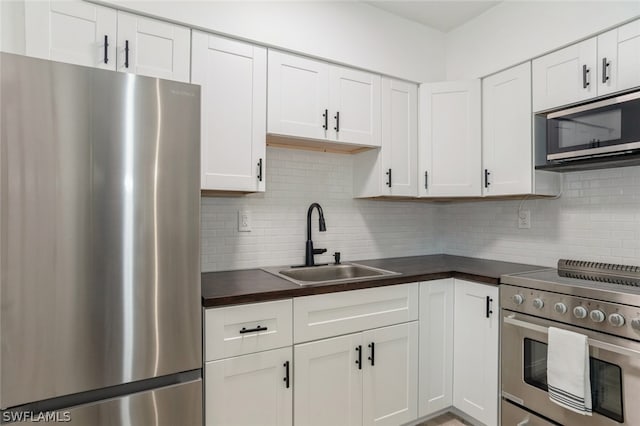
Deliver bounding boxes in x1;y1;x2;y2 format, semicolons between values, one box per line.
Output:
439;165;640;267
201;147;439;272
201;148;640;272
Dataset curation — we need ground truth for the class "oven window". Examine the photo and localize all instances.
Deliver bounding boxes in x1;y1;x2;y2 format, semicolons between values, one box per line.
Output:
523;338;624;423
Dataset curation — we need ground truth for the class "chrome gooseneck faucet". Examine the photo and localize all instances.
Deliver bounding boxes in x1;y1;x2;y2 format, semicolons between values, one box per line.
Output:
305;203;327;266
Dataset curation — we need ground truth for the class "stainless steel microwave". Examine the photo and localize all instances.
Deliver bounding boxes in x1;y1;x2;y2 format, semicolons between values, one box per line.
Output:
545;90;640;163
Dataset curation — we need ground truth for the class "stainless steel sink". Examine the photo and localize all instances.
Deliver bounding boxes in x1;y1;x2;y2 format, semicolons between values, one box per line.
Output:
262;263;400;286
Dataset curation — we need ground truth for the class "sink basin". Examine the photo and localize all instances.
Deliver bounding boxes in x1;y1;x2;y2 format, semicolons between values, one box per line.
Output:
262;263;400;286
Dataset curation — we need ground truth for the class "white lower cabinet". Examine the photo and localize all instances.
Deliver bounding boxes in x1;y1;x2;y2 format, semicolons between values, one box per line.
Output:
362;323;418;426
204;280;500;426
205;347;292;426
453;279;499;426
294;333;363;426
418;279;454;418
294;322;418;426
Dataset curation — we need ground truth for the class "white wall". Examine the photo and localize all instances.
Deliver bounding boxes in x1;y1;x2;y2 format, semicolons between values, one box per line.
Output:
201;147;439;272
439;166;640;268
445;1;640;80
96;0;446;83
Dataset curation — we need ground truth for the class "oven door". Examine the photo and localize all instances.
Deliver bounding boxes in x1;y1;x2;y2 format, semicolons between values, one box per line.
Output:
546;91;640;162
501;311;640;425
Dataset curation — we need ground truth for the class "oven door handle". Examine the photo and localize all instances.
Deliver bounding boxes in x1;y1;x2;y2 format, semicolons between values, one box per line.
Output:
504;314;640;359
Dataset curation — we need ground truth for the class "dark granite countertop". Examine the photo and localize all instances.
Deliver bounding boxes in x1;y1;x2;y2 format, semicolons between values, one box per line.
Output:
201;254;546;307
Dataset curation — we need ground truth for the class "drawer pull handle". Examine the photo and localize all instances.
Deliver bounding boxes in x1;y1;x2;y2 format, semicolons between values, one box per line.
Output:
367;342;375;366
239;326;268;334
355;345;362;370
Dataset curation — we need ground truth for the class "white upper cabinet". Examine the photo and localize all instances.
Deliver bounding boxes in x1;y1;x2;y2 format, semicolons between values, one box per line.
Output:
268;51;330;141
23;1;190;82
381;78;418;197
192;32;267;192
598;19;640;97
329;66;381;146
482;62;533;196
25;0;116;70
532;38;597;112
353;78;418;198
116;12;190;82
418;80;481;197
268;50;381;148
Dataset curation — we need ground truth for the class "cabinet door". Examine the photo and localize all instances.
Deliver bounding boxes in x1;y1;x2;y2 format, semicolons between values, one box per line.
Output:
418;80;481;197
205;347;292;426
419;279;454;418
329;66;381;147
24;0;116;70
116;12;190;82
598;19;640;97
532;38;597;112
381;78;418;196
268;51;329;141
192;32;267;192
453;280;499;426
482;62;533;196
294;334;363;426
362;322;418;426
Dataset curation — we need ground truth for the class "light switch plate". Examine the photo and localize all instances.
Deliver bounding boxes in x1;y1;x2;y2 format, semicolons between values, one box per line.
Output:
238;210;251;232
518;210;531;229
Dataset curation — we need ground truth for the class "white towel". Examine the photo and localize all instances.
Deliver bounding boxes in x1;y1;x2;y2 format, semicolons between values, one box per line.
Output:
547;327;592;415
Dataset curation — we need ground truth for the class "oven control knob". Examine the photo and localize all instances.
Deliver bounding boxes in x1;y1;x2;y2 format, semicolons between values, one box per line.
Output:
632;319;640;331
512;294;525;305
573;306;588;319
554;302;567;315
532;298;544;309
590;310;606;323
608;313;625;327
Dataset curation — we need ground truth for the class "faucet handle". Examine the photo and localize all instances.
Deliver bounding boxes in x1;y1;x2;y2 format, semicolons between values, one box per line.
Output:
334;252;341;265
313;248;327;255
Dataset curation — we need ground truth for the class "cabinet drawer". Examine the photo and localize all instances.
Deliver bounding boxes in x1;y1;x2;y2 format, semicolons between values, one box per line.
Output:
293;283;418;343
205;299;292;361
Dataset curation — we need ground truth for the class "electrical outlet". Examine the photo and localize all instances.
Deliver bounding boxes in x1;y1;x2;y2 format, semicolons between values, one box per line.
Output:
238;210;251;232
518;210;531;229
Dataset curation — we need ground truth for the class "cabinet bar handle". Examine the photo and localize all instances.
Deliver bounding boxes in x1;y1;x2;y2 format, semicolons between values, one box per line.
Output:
322;109;328;130
104;35;109;64
334;111;340;133
239;325;267;334
125;40;130;68
367;342;375;366
582;65;590;89
602;58;610;83
486;296;494;318
257;158;263;182
484;169;490;188
424;171;428;190
386;169;392;187
355;345;362;370
283;361;290;388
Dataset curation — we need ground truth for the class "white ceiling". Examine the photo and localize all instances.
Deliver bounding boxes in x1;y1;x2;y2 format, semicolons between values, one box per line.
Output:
365;1;501;32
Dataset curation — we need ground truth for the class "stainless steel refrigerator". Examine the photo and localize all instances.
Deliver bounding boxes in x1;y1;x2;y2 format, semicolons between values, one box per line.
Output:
0;53;202;425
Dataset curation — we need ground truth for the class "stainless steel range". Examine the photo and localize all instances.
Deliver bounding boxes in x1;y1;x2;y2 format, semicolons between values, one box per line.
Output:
500;260;640;426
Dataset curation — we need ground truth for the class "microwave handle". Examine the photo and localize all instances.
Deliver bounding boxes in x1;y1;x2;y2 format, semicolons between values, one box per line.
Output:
504;314;640;359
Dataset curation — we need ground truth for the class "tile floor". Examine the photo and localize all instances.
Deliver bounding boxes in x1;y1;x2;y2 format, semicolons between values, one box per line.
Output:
417;412;472;426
